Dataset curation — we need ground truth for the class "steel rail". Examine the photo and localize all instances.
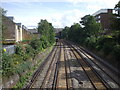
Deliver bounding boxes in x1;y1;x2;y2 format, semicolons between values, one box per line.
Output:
65;41;108;90
40;42;60;89
24;42;58;89
71;42;120;88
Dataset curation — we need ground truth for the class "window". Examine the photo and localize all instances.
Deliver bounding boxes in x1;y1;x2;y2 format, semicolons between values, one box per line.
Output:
97;20;101;23
98;15;100;19
18;26;20;30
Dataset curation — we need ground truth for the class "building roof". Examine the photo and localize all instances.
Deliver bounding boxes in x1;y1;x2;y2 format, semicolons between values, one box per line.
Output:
8;16;14;21
28;29;38;34
92;9;113;16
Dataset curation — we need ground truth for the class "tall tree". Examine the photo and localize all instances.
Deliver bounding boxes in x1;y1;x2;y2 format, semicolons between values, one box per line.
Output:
80;15;101;37
1;8;7;15
112;1;120;30
68;23;81;42
115;1;120;16
61;26;69;39
38;19;55;45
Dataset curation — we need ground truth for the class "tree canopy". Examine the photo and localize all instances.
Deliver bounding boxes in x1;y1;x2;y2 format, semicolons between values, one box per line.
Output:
80;15;101;37
38;19;55;45
114;1;120;16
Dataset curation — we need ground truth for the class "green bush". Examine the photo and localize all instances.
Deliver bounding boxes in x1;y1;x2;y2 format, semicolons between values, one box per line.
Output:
96;35;116;54
2;53;15;77
2;24;55;77
30;39;42;51
16;61;31;75
11;54;23;64
22;39;30;42
15;44;24;55
2;43;34;77
113;45;120;60
102;43;113;55
40;35;50;49
84;36;97;49
24;45;35;58
15;44;29;61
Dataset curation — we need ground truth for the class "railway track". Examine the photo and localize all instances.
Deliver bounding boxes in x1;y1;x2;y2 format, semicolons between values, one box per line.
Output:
25;42;59;88
24;40;120;89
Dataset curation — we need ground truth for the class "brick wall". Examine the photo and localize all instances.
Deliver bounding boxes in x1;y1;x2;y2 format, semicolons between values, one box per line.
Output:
22;29;31;40
94;9;113;30
2;16;16;40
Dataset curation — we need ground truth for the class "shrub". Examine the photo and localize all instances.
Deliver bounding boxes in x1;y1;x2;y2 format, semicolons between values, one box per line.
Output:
97;35;116;53
15;44;25;55
24;45;35;58
30;39;42;51
102;43;113;55
16;61;31;75
84;36;97;49
113;45;120;61
22;40;30;42
15;44;29;61
2;53;15;77
40;35;50;49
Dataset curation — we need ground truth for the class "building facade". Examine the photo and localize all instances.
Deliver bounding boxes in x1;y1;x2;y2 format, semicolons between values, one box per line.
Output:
92;9;113;30
2;16;16;41
28;28;40;39
2;16;22;42
15;23;23;42
2;15;31;43
22;25;31;40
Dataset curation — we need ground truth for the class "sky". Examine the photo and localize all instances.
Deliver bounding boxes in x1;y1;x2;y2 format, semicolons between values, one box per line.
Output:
1;0;119;29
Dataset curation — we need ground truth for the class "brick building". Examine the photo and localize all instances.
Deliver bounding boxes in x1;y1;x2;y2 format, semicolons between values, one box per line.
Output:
28;28;40;39
2;16;22;42
92;9;113;30
22;25;31;40
2;15;31;43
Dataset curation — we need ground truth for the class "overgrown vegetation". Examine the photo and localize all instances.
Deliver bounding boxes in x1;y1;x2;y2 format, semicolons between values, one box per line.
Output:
61;1;120;67
13;45;54;88
2;19;55;78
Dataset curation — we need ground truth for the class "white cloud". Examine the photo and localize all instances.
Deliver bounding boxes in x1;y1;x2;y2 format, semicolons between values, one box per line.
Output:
14;16;40;28
67;0;119;10
86;5;102;12
46;9;84;28
3;0;119;28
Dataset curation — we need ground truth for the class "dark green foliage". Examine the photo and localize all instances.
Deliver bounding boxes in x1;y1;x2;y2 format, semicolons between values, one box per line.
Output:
61;15;101;46
15;44;29;61
2;19;55;77
38;19;55;46
113;45;120;60
114;1;120;16
13;72;32;88
25;45;34;54
68;23;82;43
61;26;69;39
30;39;42;50
112;1;120;30
2;53;15;77
85;36;97;49
2;44;33;77
80;15;101;37
15;44;24;55
61;9;120;66
16;61;31;75
21;39;30;43
40;35;49;49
